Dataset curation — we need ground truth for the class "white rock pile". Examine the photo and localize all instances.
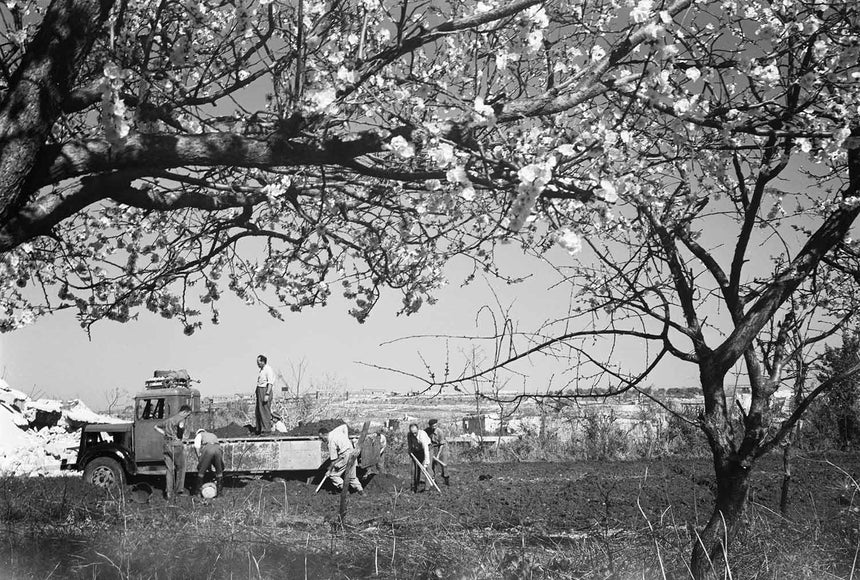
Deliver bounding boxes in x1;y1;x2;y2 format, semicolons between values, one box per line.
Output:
0;378;124;476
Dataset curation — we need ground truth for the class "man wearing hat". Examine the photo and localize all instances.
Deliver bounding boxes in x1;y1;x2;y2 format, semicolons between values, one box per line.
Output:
425;419;450;486
193;428;224;497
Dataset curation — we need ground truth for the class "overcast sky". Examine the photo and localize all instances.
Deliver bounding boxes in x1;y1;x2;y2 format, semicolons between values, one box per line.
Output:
6;244;692;408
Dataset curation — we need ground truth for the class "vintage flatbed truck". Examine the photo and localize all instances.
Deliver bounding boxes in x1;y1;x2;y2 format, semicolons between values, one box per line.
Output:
65;374;326;488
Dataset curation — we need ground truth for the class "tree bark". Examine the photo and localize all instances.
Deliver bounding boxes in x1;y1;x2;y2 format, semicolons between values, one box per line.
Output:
0;0;113;225
690;456;752;579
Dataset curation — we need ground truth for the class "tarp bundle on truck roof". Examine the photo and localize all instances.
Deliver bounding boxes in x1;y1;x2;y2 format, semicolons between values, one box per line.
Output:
146;369;192;389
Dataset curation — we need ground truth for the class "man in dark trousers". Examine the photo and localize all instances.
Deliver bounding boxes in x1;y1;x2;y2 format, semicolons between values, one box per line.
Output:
426;418;450;486
407;422;432;492
255;354;275;434
193;428;224;497
154;404;192;500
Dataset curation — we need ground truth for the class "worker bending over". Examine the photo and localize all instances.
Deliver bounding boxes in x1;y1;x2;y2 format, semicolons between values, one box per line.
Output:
426;419;450;486
319;424;363;493
407;423;432;493
193;428;224;497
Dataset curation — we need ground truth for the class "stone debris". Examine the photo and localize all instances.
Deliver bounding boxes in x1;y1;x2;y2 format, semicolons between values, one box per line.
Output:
0;380;123;477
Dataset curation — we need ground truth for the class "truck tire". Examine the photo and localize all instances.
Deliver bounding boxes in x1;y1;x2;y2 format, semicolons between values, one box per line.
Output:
84;457;125;490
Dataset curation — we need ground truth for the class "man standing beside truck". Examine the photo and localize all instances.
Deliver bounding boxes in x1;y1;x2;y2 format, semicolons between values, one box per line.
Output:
154;404;192;500
255;354;275;435
193;428;224;497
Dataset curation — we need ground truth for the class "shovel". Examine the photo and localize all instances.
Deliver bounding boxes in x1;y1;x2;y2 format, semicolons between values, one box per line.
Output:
410;453;442;493
315;462;335;494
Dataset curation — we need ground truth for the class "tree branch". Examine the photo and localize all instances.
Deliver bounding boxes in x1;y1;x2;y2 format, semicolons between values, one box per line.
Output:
27;130;393;190
755;360;860;458
0;0;114;225
712;139;860;373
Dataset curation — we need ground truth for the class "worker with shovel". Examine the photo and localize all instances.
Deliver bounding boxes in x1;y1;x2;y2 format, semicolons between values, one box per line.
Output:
318;424;363;494
426;419;450;486
407;423;433;493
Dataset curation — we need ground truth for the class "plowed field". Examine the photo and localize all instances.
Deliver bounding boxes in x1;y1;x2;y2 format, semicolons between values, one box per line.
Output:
2;453;859;579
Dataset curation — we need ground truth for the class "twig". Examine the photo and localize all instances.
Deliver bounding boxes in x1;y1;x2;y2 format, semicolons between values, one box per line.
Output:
635;467;667;580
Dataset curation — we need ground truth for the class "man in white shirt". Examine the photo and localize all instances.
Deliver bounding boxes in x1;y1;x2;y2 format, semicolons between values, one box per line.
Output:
255;354;275;434
192;428;224;497
318;423;363;493
407;422;433;493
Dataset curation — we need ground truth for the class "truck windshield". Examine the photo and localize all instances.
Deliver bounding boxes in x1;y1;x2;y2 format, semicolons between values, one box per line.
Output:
137;398;165;420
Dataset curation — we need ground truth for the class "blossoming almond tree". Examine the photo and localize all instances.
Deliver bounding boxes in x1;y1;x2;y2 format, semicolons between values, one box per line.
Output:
397;0;858;575
0;0;858;576
0;0;631;332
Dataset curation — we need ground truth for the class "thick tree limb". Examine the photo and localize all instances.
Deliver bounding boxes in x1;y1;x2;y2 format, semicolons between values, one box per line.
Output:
0;0;114;226
26;130;392;190
0;172;141;251
0;170;271;251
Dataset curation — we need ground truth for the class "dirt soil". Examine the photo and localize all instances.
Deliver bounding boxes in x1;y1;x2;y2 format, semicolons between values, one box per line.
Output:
211;422;253;438
231;452;860;531
285;418;345;436
3;453;860;579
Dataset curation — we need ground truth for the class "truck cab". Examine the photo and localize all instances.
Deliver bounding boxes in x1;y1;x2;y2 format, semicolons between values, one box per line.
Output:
71;372;202;488
133;386;200;466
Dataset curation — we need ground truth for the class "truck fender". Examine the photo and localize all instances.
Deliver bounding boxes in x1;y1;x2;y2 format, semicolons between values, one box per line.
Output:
83;449;133;476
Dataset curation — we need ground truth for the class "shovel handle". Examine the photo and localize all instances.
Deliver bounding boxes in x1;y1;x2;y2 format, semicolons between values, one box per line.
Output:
314;464;334;494
411;453;442;493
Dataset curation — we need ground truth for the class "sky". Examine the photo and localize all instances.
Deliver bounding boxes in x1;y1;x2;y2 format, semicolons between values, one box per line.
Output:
3;245;693;408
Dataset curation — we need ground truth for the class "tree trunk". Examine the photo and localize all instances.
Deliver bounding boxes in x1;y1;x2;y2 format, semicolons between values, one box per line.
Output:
690;456;751;579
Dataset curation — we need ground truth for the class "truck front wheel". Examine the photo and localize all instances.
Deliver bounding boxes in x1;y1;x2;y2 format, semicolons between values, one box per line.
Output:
84;457;125;490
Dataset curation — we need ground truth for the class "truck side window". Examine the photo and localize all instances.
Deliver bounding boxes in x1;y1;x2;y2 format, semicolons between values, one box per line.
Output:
138;398;165;420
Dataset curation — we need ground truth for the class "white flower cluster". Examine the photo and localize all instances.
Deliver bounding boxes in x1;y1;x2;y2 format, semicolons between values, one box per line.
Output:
445;165;476;201
509;158;555;231
556;228;583;255
751;62;781;87
385;135;415;159
519;5;549;54
263;176;292;203
429;142;456;167
472;97;496;127
100;63;131;148
599;179;619;203
305;87;338;114
629;0;653;24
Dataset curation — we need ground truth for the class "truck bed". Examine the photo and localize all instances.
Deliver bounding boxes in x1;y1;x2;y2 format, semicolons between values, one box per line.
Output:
186;435;325;473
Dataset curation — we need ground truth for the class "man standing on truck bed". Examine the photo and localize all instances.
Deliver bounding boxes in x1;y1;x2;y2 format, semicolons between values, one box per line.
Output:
319;424;363;494
193;428;224;497
255;354;275;435
426;419;450;486
154;404;192;500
